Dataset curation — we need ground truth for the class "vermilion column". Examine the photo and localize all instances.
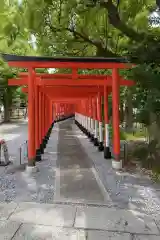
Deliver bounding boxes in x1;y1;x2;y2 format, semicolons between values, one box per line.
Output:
53;103;56;122
104;86;111;159
44;94;47;136
97;92;104;151
49;100;53;126
35;85;41;161
57;104;59;120
46;96;49;132
41;91;45;140
93;97;99;146
44;95;46;135
39;89;43;152
85;99;88;133
90;97;94;142
112;68;121;169
87;98;91;137
28;68;36;166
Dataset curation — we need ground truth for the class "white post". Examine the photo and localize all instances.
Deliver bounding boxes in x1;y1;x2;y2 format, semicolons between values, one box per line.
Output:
94;119;99;146
105;123;109;147
98;121;104;151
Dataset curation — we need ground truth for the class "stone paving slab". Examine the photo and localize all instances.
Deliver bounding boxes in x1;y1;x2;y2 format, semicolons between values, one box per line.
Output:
74;206;159;234
12;224;86;240
87;231;131;240
0;202;17;220
0;220;21;240
9;202;76;227
133;235;160;240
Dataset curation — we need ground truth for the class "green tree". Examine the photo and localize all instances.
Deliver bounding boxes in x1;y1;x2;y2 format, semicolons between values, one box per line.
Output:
0;1;37;122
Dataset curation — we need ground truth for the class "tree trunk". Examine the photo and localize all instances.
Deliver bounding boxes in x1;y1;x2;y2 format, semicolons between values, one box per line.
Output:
3;89;11;123
124;89;133;132
4;100;10;123
148;112;160;143
120;101;124;124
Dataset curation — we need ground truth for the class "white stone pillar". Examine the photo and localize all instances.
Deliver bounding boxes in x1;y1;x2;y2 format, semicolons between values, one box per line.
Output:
90;118;94;141
98;121;104;151
94;119;99;146
104;123;111;159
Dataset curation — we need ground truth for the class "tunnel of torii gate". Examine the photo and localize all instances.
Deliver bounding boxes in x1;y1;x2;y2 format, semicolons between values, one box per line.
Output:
2;53;134;171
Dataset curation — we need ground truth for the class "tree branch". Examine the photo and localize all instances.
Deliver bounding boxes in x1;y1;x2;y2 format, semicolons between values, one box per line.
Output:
48;23;118;57
99;0;148;42
88;0;157;43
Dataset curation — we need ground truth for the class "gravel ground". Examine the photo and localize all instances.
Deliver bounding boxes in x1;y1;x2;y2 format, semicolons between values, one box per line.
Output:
0;119;28;166
0;120;58;203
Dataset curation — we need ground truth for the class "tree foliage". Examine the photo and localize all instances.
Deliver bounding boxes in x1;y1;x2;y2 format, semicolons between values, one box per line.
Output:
0;1;37;122
0;0;160;135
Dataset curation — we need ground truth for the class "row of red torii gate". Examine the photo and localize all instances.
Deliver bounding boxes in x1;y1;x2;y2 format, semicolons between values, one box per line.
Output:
2;54;134;171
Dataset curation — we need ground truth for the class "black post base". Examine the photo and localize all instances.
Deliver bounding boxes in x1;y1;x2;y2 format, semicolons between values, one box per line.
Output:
84;129;88;135
98;142;104;151
104;146;112;159
36;149;42;162
40;144;44;154
43;137;47;149
87;131;91;138
93;138;99;146
90;134;94;142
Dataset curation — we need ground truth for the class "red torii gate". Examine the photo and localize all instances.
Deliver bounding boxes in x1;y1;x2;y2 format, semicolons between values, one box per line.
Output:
2;54;134;171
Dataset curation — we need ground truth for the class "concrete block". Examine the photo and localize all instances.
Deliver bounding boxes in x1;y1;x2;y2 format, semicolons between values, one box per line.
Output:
112;160;122;170
25;165;39;174
75;206;159;234
13;224;86;240
9;202;76;227
133;235;160;240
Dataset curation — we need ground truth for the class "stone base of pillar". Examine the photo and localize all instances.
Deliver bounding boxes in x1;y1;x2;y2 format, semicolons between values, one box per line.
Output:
27;158;36;166
112;160;122;170
93;138;99;146
98;142;104;151
25;165;39;174
36;149;41;162
104;146;112;159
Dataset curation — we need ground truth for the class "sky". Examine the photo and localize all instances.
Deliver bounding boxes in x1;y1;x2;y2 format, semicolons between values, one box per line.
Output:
149;11;160;27
17;0;22;5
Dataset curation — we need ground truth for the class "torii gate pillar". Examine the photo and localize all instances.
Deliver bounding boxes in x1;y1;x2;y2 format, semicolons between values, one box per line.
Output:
112;68;122;169
27;68;36;168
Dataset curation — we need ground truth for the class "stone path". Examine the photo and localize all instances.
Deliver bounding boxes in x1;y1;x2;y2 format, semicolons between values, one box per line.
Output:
0;119;160;239
0;201;160;239
56;121;107;203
